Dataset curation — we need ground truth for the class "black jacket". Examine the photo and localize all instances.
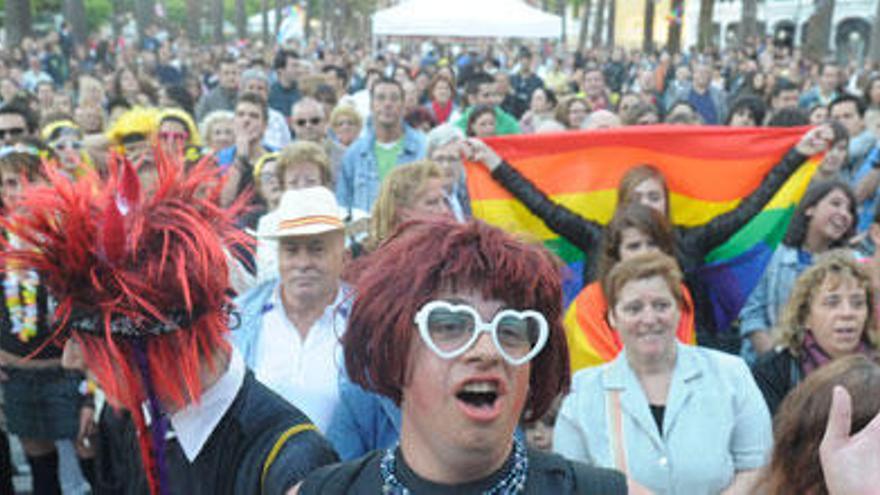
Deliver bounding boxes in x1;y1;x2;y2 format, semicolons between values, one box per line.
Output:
751;347;800;417
92;371;338;495
491;148;808;335
299;447;627;495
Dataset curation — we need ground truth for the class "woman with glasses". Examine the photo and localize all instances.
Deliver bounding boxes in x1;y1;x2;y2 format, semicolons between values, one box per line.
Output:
300;218;627;494
554;252;772;494
40;117;91;178
156;107;203;164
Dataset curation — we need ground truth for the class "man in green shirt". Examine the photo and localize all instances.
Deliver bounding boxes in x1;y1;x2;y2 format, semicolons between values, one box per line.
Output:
455;72;521;136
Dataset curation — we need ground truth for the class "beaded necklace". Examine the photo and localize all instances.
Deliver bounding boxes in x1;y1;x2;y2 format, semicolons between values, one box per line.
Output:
3;235;39;343
380;436;528;495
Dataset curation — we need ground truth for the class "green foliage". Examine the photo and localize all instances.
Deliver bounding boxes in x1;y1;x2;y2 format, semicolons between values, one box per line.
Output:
85;0;112;31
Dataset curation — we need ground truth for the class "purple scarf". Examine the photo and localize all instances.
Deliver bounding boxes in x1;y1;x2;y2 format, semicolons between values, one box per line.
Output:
800;330;871;377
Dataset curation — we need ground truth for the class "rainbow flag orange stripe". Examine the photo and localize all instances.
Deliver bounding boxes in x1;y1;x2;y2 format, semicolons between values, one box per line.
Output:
465;126;819;352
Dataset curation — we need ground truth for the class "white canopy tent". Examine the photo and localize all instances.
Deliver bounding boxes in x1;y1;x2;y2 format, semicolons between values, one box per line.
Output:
372;0;562;39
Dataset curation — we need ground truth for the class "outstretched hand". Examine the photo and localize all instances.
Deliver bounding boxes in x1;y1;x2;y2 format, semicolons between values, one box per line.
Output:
795;124;835;156
462;138;503;172
819;385;880;495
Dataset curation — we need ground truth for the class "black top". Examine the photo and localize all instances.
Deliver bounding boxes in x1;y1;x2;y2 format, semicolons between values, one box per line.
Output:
298;447;627;495
92;371;338;495
649;404;665;435
491;148;808;337
751;347;801;416
0;271;60;360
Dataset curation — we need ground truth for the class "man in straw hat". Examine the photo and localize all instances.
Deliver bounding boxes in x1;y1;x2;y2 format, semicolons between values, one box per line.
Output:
232;186;351;433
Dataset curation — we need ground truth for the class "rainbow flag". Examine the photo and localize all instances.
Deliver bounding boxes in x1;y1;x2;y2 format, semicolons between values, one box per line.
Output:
465;125;819;333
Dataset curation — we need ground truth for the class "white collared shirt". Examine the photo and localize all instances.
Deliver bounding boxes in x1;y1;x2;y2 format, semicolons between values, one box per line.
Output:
169;348;246;462
253;284;346;431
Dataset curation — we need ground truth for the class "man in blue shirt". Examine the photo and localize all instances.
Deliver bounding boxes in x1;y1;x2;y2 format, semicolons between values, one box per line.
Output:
336;77;426;213
683;62;727;125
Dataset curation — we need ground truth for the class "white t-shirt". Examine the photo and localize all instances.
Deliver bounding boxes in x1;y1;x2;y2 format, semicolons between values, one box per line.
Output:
252;284;347;432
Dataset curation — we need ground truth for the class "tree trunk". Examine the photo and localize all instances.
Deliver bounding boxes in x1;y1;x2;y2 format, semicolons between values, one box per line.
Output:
870;0;880;63
643;0;655;52
697;0;715;51
558;0;566;47
5;0;32;47
213;0;224;43
592;0;606;48
186;0;201;42
740;0;758;47
576;0;593;53
235;0;247;40
62;0;87;45
111;0;121;40
304;0;314;42
667;0;684;53
804;0;835;63
261;0;269;44
606;0;615;47
134;0;155;43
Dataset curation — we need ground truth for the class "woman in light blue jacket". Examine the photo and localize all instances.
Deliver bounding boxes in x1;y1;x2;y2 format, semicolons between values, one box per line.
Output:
554;252;772;494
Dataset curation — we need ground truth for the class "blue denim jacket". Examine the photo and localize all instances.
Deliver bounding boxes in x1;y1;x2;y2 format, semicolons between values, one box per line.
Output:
325;377;401;461
335;123;426;213
738;245;804;364
228;280;352;369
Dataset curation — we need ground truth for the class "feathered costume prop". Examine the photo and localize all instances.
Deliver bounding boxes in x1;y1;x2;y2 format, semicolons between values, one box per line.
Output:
0;145;250;495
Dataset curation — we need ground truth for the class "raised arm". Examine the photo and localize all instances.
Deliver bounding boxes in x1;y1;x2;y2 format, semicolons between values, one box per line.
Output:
464;138;601;255
682;125;833;257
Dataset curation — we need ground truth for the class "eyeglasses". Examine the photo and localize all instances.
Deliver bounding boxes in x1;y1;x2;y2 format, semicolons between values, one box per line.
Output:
159;131;189;142
0;127;26;140
414;300;548;366
295;117;323;127
50;140;82;151
431;155;461;166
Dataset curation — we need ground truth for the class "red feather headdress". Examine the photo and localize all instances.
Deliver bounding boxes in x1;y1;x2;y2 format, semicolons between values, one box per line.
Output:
1;145;251;495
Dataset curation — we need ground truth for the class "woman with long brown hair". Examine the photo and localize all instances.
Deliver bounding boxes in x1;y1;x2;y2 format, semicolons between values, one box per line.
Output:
756;355;880;494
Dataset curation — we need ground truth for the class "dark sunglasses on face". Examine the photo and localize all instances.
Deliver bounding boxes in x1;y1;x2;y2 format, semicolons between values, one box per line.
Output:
0;127;26;140
159;131;189;142
295;117;322;127
51;140;82;151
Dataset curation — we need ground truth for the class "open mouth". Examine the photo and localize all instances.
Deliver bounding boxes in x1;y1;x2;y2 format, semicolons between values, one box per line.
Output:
829;217;850;233
456;381;499;409
455;379;504;421
834;327;859;336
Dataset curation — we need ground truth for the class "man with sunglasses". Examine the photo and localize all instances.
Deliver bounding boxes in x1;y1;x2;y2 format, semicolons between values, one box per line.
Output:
0;101;36;147
290;98;328;143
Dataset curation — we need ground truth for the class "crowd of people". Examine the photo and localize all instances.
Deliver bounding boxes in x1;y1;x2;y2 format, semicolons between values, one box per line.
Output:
0;21;880;495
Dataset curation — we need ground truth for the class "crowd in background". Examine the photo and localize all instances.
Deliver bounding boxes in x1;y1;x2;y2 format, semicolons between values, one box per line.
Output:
1;19;880;495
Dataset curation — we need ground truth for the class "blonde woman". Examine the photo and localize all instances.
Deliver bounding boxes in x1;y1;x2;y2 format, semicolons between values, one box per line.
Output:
364;161;451;253
255;141;336;282
328;105;363;179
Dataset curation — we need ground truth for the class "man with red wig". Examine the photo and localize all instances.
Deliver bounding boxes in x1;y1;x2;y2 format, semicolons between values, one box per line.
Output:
298;218;627;493
1;148;337;494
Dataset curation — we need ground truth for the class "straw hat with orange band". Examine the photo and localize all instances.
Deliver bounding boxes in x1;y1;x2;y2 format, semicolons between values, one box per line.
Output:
259;186;344;238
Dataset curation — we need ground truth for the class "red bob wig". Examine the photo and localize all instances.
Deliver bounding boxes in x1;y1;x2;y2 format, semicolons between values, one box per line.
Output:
343;217;570;421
